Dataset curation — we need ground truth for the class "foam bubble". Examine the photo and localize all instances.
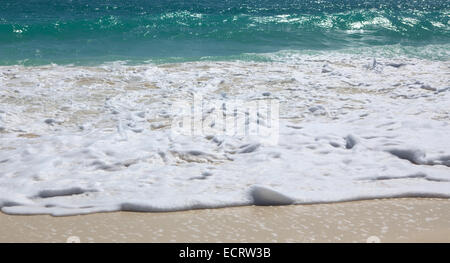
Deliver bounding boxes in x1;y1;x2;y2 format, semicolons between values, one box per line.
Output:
0;51;449;215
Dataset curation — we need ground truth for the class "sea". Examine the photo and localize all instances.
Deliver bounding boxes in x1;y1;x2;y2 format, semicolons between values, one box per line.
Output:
0;0;449;215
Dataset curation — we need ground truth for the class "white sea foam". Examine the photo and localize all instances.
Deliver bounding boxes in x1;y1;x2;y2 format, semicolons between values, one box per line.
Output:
0;52;449;215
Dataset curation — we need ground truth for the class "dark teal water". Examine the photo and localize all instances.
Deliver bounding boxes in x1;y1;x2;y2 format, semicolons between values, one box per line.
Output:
0;0;449;65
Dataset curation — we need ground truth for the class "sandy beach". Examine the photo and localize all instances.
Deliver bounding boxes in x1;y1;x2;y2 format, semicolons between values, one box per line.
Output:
1;1;449;245
1;198;449;243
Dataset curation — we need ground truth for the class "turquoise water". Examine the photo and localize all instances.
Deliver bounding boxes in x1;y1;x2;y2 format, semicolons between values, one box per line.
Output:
0;0;449;65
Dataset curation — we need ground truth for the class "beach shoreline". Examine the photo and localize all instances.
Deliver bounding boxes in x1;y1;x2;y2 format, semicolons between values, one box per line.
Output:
1;198;449;243
1;57;450;216
1;0;449;244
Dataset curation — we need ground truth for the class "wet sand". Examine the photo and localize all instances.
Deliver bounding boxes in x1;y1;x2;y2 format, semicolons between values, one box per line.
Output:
1;198;449;243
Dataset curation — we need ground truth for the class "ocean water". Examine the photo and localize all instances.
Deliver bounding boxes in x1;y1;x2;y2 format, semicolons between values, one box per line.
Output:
0;0;449;65
0;1;449;215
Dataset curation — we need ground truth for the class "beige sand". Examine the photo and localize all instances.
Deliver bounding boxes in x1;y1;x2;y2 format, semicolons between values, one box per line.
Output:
1;198;449;243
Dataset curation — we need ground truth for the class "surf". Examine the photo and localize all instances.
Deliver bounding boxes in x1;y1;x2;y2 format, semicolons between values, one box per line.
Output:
0;0;448;65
